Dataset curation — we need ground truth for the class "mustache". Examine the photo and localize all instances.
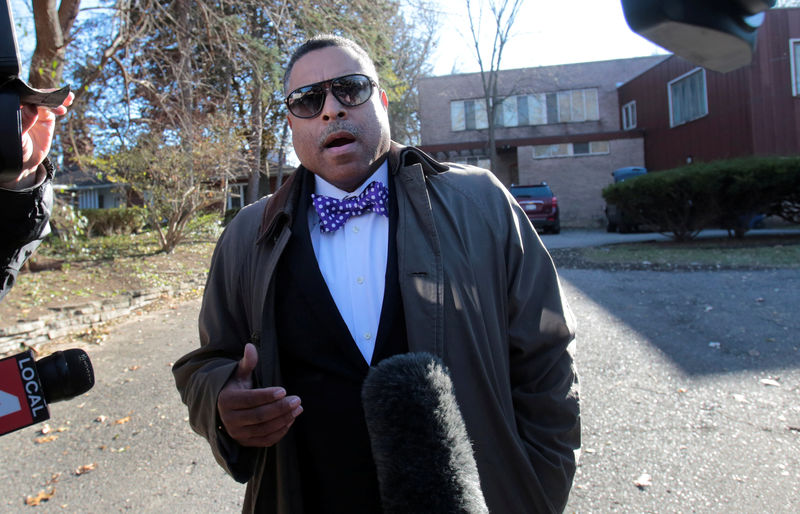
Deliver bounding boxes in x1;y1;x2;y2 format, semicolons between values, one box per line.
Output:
318;120;360;146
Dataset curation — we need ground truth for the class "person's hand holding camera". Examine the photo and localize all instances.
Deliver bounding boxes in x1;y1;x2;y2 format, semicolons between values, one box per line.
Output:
0;91;74;190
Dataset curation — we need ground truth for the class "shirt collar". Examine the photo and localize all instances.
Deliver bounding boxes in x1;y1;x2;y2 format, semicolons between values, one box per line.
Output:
313;161;389;200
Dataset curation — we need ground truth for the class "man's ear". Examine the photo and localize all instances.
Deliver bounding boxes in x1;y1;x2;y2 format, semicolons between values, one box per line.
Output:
380;90;388;111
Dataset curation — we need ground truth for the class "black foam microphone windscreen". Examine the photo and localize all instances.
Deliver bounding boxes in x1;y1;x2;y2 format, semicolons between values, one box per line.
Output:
361;352;488;514
37;349;95;404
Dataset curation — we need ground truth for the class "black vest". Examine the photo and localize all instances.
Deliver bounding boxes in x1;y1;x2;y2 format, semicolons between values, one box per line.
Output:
274;170;407;513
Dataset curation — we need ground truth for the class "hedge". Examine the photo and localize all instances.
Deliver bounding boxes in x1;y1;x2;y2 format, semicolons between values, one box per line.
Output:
81;207;147;237
602;156;800;240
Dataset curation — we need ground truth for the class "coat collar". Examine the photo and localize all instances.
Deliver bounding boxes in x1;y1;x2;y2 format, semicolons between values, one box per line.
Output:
257;142;448;241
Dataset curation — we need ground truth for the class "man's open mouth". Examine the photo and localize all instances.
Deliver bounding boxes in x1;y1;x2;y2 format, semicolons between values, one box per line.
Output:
324;132;356;148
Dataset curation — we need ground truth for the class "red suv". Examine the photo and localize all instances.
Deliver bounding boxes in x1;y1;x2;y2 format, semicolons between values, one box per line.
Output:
510;183;560;234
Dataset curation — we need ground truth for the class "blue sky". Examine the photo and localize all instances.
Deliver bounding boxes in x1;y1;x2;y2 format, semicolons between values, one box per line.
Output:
432;0;669;75
10;0;668;77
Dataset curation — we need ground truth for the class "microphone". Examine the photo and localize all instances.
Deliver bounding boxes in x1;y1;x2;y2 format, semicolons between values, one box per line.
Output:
0;349;94;435
361;352;488;514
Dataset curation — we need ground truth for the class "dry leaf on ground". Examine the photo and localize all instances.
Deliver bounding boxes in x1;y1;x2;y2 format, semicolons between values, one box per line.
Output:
75;463;97;475
24;488;55;506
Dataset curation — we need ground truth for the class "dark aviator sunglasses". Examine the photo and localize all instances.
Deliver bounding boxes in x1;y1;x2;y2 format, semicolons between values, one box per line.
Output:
285;73;378;119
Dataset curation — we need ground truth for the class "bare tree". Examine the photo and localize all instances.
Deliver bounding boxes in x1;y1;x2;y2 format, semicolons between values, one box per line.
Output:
464;0;523;176
28;0;80;88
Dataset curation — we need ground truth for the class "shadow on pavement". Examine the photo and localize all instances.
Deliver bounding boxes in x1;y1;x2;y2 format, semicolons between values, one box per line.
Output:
560;268;800;376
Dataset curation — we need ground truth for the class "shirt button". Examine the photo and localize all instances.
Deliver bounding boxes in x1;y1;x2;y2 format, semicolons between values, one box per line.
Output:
364;332;372;340
357;276;365;285
352;225;360;233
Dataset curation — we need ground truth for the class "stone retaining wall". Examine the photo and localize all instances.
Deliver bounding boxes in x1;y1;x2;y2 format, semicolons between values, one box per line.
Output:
0;279;204;355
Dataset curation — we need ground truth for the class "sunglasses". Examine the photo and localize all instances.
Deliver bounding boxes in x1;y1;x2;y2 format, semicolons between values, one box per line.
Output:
285;73;378;119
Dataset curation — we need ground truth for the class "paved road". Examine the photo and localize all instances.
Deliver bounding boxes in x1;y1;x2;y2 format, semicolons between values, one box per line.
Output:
0;298;245;512
560;268;800;513
0;255;798;511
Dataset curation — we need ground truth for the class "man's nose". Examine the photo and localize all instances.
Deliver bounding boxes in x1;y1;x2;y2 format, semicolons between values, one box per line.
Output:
320;90;346;121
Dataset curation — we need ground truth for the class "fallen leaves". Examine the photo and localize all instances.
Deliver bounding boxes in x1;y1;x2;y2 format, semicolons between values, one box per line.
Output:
38;423;69;440
24;488;55;506
34;435;58;444
34;424;68;443
74;463;97;476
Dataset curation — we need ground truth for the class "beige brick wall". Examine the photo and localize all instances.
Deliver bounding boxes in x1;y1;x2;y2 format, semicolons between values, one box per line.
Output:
516;138;645;227
419;56;666;146
419;56;666;227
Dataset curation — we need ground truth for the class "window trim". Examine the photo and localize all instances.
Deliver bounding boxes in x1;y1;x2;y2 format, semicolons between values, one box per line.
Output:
532;140;611;159
622;100;637;130
790;38;800;97
667;67;708;128
450;99;489;131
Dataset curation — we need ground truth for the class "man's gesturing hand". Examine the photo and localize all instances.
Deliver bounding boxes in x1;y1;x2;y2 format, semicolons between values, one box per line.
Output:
217;343;302;447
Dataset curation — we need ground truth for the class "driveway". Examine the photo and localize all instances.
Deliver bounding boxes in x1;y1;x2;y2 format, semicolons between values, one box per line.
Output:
0;261;797;511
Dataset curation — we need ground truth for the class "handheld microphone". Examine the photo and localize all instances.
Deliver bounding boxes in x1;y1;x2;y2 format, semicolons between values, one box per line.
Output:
361;352;488;514
0;349;94;436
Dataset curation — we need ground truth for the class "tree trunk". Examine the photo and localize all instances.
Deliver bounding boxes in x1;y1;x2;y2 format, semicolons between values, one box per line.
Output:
276;121;290;189
29;0;81;88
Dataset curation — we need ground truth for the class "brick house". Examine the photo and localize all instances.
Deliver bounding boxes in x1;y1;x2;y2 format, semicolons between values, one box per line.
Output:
617;7;800;172
418;55;666;227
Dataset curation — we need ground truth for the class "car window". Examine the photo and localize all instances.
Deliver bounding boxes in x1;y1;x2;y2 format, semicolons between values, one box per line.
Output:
511;186;552;197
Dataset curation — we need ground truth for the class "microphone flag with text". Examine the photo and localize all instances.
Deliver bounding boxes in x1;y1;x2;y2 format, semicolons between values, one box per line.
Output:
0;349;94;436
361;352;488;514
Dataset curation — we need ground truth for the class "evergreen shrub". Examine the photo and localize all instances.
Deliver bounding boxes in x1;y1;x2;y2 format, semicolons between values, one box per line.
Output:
602;156;800;240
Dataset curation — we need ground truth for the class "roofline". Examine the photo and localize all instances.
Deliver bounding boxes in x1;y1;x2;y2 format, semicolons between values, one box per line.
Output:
421;54;670;82
418;130;644;154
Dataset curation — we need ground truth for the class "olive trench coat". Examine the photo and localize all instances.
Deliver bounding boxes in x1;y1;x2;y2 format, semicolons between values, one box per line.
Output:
173;143;580;513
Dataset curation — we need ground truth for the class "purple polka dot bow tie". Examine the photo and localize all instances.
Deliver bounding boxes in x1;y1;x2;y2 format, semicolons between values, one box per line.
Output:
312;180;389;233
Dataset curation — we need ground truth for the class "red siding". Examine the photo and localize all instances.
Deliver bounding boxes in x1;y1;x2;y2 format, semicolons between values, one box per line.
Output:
618;8;800;171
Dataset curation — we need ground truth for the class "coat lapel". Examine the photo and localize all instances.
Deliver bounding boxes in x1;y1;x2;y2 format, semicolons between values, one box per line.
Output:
392;145;445;359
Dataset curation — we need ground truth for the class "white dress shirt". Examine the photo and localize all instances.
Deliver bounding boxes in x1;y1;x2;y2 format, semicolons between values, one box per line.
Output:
309;162;389;364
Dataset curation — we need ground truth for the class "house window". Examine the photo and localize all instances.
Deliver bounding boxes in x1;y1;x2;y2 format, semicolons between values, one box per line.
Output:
668;68;708;127
622;100;637;130
556;88;599;123
791;39;800;96
451;99;488;131
533;140;610;159
572;142;590;155
227;184;245;210
453;156;491;170
498;94;548;127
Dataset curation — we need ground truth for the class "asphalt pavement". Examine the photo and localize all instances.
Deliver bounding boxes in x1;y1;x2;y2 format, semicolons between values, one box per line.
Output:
0;230;797;512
